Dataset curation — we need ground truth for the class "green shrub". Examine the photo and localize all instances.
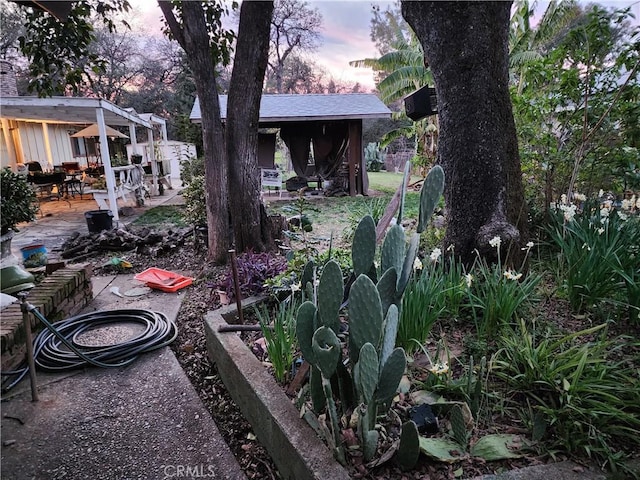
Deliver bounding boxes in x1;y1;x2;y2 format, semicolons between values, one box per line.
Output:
1;168;38;235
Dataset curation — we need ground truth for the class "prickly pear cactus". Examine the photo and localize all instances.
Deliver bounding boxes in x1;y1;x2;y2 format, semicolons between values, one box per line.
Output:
348;275;383;363
352;215;376;277
418;165;444;233
317;260;343;333
397;421;420;471
294;162;445;468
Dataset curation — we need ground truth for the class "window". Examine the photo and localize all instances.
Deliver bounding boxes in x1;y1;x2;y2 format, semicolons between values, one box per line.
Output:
70;136;97;158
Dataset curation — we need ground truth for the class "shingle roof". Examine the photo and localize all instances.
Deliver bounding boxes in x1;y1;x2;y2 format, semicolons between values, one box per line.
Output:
190;93;391;123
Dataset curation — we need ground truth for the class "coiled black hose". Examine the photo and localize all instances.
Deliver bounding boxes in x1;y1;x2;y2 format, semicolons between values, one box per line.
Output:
1;308;178;393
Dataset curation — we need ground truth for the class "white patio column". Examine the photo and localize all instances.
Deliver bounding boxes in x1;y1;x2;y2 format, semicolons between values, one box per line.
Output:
128;122;139;154
96;108;120;222
147;127;158;195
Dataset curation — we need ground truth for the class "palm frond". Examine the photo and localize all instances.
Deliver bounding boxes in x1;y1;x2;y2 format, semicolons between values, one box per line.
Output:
380;127;413;149
510;50;543;68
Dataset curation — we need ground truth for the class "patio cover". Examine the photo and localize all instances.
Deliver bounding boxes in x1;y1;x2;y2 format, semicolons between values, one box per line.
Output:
0;96;153;222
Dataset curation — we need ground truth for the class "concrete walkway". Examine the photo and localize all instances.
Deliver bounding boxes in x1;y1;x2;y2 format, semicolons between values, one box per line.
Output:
2;190;247;480
1;272;246;480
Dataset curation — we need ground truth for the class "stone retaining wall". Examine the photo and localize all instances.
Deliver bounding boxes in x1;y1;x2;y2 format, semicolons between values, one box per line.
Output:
0;264;93;370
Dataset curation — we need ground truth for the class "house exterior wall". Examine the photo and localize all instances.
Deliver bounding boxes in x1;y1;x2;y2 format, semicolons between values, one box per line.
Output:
0;120;74;170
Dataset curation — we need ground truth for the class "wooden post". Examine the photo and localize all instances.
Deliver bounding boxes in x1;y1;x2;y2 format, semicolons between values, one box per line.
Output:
348;120;363;196
19;293;38;402
229;250;244;324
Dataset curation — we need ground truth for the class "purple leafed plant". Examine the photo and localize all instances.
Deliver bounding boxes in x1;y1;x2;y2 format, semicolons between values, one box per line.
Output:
213;250;288;302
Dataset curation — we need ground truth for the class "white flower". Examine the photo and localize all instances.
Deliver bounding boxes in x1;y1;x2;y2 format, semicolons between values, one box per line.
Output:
489;236;501;249
597;227;605;235
429;248;442;263
599;189;604;198
521;241;534;251
600;207;610;219
413;257;423;270
290;282;301;293
503;270;523;281
574;193;586;202
429;362;449;376
560;204;577;222
561;194;567;204
464;273;473;288
618;211;628;221
582;243;591;251
446;243;455;252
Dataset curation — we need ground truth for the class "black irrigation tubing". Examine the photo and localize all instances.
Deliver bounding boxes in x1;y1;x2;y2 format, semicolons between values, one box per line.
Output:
1;308;177;393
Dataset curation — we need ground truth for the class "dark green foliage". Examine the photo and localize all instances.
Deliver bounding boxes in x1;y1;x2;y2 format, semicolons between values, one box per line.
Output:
1;168;38;235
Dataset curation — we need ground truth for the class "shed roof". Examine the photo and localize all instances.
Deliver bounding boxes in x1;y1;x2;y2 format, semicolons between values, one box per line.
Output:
189;93;391;124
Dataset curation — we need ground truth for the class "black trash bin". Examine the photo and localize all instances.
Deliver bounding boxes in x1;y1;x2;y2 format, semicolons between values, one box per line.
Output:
85;210;113;233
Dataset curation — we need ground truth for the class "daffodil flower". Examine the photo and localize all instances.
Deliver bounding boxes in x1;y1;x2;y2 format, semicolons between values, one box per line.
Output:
428;362;449;376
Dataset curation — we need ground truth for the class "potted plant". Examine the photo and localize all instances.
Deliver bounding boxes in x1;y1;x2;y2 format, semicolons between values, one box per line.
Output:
1;168;39;260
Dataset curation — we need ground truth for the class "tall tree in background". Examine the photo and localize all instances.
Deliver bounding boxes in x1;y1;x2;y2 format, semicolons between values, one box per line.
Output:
0;0;26;60
82;26;144;102
369;2;410;56
401;1;528;267
267;0;322;93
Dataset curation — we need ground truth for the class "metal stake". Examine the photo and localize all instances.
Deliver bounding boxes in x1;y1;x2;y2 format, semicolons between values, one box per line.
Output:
228;249;244;324
18;293;38;402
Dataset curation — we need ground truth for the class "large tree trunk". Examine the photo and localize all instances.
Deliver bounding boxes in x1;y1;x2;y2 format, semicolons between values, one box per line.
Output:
159;1;230;264
227;1;274;252
401;1;528;267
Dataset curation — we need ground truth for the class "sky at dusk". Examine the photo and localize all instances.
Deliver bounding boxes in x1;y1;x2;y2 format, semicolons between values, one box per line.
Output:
133;0;640;92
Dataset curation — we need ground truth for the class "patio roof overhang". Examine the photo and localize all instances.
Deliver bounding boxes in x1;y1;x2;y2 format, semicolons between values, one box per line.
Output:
0;96;159;222
0;96;152;129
